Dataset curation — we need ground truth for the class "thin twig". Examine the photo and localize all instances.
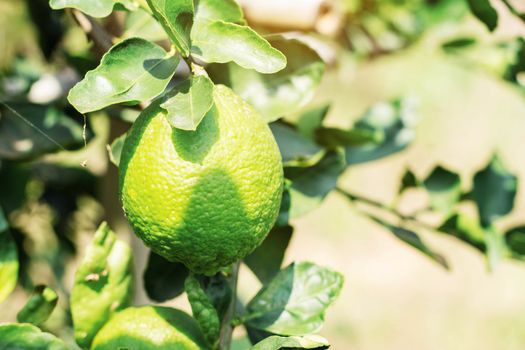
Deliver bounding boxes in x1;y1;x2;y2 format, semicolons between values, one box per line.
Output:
219;262;240;350
335;186;437;232
69;9;113;53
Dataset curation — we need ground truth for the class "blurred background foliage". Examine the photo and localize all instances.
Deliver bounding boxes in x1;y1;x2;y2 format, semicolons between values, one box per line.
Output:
1;0;525;349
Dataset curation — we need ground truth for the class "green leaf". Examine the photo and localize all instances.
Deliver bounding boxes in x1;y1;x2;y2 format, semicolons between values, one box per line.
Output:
398;168;418;194
108;133;127;167
191;20;286;74
143;251;188;302
17;285;58;326
68;38;179;114
244;225;293;285
251;335;330;350
473;155;517;227
0;209;18;304
423;166;461;215
372;217;449;269
146;0;193;56
441;37;477;52
0;103;84;161
270;122;324;167
245;261;344;335
438;213;486;252
196;273;232;321
285;150;346;218
194;0;245;24
275;182;292;227
211;36;324;122
295;105;330;140
346;98;417;165
0;323;67;349
123;8;167;41
185;274;220;347
505;226;525;257
49;0;137;18
71;222;133;348
315;127;382;148
161;75;215;130
466;0;498;31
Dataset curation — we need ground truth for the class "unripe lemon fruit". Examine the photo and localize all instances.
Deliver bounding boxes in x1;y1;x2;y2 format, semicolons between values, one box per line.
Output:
119;85;283;275
91;306;208;349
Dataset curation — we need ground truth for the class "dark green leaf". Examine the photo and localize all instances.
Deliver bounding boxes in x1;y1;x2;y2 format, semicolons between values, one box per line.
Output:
423;166;461;215
270;122;324;167
442;37;477;51
68;38;179;113
0;208;18;304
372;217;449;269
473;155;517;227
505;226;525;256
108;133;127;167
275;182;291;227
161;75;215;130
346;98;417;165
466;0;499;31
315;127;382;148
244;225;293;285
146;0;193;56
190;20;286;74
0;323;67;349
71;222;133;348
213;36;324;122
251;335;330;350
17;285;58;326
398;168;418;194
194;0;245;24
438;213;486;252
185;274;220;347
143;250;189;302
285;150;346;218
246;261;344;335
0;102;84;161
49;0;137;18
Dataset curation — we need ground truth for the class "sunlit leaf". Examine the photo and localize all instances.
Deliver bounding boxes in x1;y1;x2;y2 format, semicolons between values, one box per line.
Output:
17;285;58;326
438;213;486;252
146;0;193;56
49;0;137;18
244;225;293;285
210;36;324;122
194;0;245;24
161;75;215;131
191;20;286;74
0;323;67;349
251;335;330;350
246;261;344;335
108;133;127;167
123;8;167;41
68;38;179;113
71;222;133;348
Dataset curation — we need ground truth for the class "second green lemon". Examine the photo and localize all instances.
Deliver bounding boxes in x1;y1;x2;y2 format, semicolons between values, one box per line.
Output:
119;85;283;275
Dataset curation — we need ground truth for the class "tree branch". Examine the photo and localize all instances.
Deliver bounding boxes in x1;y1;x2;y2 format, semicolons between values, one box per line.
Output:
218;262;240;350
69;9;113;53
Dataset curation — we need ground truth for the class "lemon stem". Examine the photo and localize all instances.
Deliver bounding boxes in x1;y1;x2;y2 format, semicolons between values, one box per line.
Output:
218;261;240;350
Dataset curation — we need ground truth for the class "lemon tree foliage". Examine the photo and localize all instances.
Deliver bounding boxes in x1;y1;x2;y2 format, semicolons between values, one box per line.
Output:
17;286;59;326
71;222;133;348
0;323;68;350
1;0;524;349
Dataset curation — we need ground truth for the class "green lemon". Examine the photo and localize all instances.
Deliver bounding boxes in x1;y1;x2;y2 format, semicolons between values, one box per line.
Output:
119;85;283;275
91;306;208;350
